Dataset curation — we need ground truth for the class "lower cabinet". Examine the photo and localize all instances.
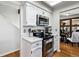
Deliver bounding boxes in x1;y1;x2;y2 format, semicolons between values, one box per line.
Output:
21;38;42;57
31;46;42;57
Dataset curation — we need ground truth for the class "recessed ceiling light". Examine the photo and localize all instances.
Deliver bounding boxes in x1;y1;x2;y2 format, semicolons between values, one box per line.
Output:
65;13;70;16
45;1;62;6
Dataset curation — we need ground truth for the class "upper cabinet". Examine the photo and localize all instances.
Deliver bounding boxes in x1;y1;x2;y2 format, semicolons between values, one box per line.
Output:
23;3;52;26
26;3;37;26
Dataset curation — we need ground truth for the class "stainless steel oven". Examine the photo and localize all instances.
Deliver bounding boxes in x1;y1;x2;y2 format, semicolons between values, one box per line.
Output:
42;36;54;57
36;15;49;26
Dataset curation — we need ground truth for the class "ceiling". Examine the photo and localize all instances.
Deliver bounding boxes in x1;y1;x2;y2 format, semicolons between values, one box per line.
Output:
44;1;79;18
44;1;62;7
48;1;79;19
44;1;79;10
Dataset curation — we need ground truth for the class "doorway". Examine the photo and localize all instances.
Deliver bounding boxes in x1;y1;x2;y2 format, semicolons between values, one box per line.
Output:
58;9;79;57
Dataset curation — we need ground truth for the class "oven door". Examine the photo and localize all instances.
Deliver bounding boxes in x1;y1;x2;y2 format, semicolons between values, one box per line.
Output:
42;38;53;57
45;39;53;53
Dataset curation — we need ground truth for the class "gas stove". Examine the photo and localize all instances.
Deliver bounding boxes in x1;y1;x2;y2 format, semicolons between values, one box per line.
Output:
42;35;54;57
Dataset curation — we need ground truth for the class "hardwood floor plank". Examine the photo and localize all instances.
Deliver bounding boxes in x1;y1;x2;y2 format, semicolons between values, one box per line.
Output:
3;50;20;57
53;42;79;57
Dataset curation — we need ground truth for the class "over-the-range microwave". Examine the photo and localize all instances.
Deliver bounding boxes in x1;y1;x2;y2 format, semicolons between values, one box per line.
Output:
36;15;49;26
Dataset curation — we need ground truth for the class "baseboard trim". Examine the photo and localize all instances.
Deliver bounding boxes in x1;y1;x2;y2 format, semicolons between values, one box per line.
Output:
0;49;20;57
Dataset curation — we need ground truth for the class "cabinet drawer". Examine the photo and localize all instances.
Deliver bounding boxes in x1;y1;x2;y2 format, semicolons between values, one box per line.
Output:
32;41;42;48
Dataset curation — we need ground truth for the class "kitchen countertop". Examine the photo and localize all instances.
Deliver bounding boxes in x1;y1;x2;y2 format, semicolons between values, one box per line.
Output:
22;36;43;44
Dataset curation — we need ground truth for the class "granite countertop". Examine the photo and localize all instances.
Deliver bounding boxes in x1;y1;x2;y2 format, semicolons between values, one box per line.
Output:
22;36;43;43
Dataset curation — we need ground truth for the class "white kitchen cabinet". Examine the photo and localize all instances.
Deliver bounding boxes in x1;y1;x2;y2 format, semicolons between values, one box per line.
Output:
21;37;42;57
25;3;52;26
36;7;43;16
31;46;42;57
26;3;37;26
21;5;27;26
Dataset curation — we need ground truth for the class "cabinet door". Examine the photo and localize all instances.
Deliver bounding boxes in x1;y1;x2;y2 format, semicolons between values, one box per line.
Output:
21;38;31;57
26;4;37;26
31;47;42;57
36;7;43;16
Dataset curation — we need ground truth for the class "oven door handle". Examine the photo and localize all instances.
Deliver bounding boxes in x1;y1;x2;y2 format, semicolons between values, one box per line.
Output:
46;39;53;44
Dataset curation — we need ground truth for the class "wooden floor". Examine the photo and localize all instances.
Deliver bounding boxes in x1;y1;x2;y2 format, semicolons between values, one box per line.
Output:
53;42;79;57
3;42;79;57
3;50;20;57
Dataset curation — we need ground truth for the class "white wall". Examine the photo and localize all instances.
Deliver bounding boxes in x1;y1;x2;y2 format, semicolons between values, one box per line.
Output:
51;11;60;51
0;4;20;56
0;5;20;28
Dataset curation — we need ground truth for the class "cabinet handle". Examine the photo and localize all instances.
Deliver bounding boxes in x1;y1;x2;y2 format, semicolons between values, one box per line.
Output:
31;51;32;54
36;43;39;45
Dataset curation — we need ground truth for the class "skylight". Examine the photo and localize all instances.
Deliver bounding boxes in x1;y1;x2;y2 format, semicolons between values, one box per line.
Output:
45;1;62;6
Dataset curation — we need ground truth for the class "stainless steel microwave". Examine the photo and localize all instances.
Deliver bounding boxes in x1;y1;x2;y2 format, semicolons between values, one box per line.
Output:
36;15;49;26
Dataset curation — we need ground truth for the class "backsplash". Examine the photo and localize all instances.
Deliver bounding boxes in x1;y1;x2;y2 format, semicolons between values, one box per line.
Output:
23;26;45;37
